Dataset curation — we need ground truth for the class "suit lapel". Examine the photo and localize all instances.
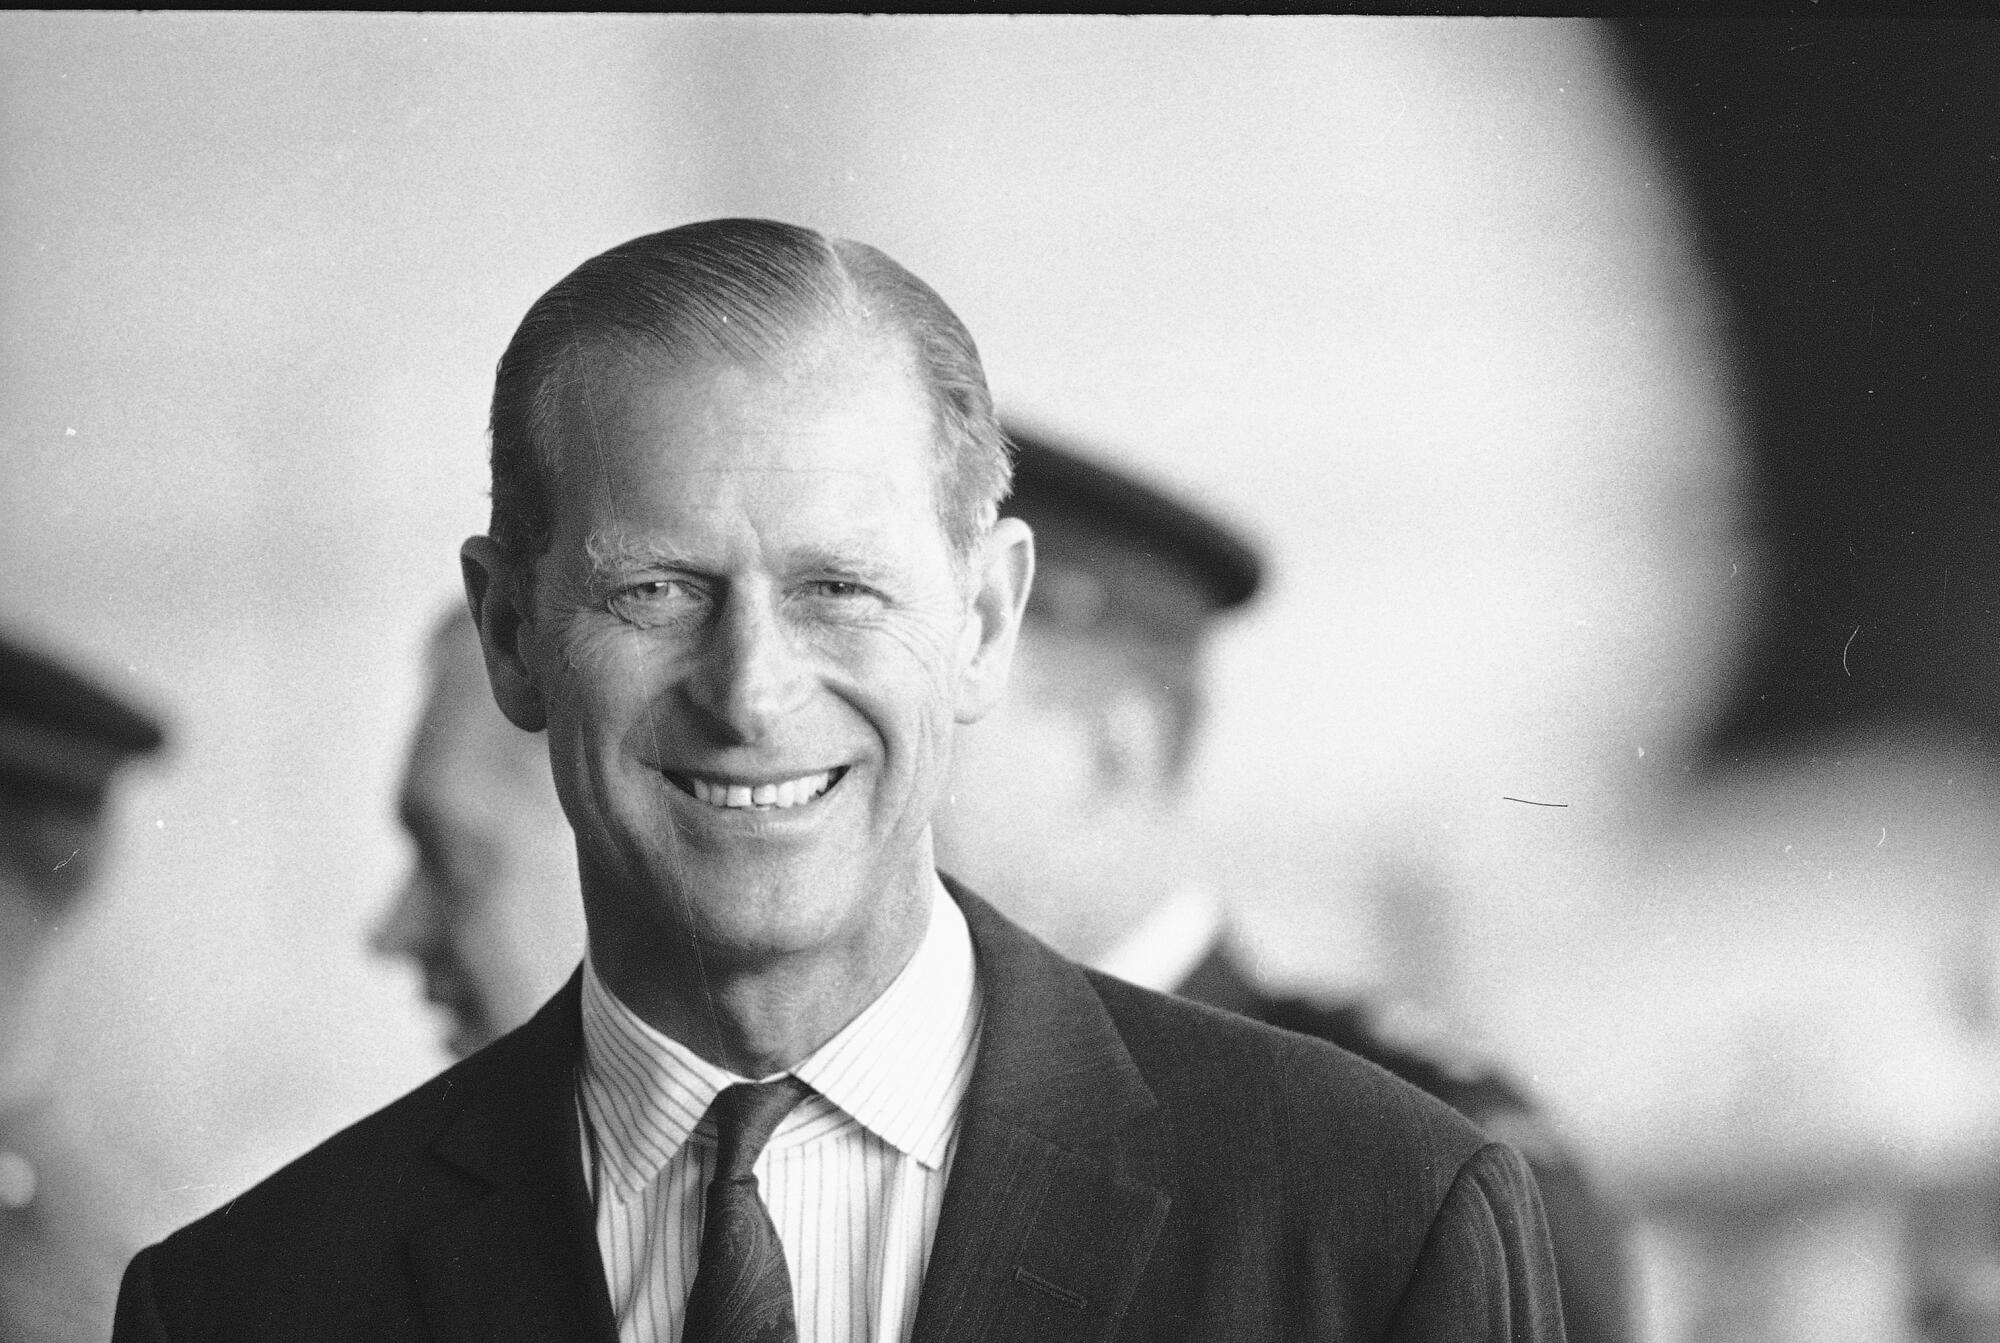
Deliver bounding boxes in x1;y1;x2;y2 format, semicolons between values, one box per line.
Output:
912;883;1172;1343
396;892;1170;1343
407;975;620;1343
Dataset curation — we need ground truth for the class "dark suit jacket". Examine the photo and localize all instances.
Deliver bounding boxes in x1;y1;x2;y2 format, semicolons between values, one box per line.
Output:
113;884;1564;1341
1178;949;1630;1343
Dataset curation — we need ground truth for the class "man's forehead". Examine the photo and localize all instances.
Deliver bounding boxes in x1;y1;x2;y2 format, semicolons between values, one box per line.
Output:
555;322;928;429
545;347;938;494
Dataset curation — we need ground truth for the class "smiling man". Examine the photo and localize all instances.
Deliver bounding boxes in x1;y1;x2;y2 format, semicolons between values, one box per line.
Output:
113;220;1566;1343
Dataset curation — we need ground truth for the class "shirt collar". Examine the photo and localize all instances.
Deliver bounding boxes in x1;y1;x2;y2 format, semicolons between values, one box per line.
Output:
578;876;980;1200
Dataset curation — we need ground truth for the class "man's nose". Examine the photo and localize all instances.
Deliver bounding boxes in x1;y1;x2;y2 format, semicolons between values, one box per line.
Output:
685;591;809;743
371;873;439;960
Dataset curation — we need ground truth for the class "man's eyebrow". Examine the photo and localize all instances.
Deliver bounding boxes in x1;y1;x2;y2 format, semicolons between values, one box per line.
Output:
582;534;700;577
788;542;900;582
581;533;902;582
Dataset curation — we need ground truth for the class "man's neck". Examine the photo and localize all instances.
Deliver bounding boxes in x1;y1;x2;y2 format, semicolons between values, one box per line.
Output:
583;875;937;1077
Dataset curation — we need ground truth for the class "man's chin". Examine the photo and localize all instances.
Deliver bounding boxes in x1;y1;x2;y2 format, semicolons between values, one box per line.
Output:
685;905;850;966
645;865;891;963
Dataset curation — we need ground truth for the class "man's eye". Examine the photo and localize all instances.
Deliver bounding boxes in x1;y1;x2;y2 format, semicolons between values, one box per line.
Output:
802;580;883;605
606;579;704;625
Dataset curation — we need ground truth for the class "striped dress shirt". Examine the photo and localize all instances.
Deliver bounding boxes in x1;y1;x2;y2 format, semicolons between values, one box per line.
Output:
577;879;982;1343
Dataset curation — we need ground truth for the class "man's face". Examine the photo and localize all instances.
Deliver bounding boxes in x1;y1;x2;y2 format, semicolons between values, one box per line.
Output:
373;630;585;1058
507;332;997;974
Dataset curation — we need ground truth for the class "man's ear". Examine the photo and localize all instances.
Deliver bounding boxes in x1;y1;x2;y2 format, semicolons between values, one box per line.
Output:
954;517;1034;725
460;535;548;732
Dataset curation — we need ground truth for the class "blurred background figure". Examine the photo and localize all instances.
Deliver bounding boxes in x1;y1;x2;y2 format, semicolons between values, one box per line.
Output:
0;631;164;1343
370;606;585;1059
936;423;1634;1343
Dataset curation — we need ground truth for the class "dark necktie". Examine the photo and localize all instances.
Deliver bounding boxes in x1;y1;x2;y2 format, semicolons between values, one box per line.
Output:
682;1076;815;1343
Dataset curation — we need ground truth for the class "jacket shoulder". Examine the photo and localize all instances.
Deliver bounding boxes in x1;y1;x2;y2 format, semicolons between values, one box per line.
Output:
1255;993;1540;1129
1080;970;1547;1339
1231;984;1638;1343
1087;968;1489;1185
126;987;578;1339
159;1047;489;1255
121;1061;477;1340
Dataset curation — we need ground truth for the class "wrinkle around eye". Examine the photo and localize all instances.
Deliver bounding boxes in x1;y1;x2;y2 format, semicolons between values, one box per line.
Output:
605;578;709;627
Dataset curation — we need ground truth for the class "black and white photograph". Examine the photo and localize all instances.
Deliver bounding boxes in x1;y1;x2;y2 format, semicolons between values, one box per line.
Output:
4;14;1999;1343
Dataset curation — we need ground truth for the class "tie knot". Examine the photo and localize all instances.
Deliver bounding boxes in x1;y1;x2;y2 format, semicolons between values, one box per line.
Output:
707;1077;813;1180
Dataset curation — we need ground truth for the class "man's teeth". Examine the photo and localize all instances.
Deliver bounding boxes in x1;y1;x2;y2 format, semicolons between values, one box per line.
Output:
687;771;837;810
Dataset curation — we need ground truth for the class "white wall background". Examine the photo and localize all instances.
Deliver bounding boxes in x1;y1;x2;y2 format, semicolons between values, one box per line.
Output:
15;16;1991;1341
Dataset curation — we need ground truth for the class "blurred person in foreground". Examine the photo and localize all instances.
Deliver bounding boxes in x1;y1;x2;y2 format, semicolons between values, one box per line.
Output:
0;631;164;1343
370;605;586;1059
935;424;1633;1343
113;218;1562;1341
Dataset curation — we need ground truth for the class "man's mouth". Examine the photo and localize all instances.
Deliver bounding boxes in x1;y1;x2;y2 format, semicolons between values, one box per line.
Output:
665;767;848;812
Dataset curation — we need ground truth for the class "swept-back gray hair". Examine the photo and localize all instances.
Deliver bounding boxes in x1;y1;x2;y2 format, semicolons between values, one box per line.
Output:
487;218;1011;567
